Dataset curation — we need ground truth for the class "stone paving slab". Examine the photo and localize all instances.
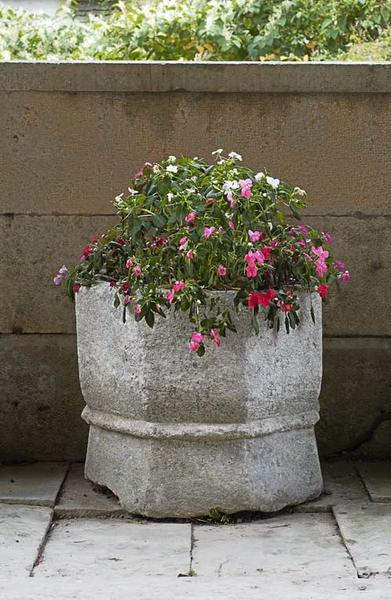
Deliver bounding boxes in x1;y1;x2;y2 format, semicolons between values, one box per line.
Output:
355;462;391;503
55;464;124;517
0;504;53;577
334;503;391;577
193;513;355;585
3;576;391;600
295;460;367;512
34;520;191;578
0;463;67;507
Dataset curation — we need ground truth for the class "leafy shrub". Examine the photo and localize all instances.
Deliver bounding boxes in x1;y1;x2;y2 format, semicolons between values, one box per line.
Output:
0;0;390;61
55;151;350;355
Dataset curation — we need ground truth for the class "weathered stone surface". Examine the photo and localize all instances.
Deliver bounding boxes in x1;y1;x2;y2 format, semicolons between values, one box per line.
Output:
310;216;391;337
0;215;116;334
193;513;354;583
78;286;323;516
55;463;123;517
352;422;391;460
0;463;67;507
1;87;390;216
295;460;367;512
355;462;391;503
0;334;87;462
334;503;391;577
0;504;52;577
34;520;191;577
317;338;391;457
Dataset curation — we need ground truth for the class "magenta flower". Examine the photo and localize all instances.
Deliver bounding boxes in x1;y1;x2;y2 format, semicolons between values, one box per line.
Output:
297;225;309;236
186;249;194;260
189;331;204;352
124;295;131;305
312;246;329;261
217;265;227;276
228;220;236;230
239;178;253;199
173;280;186;292
179;236;188;251
72;283;81;293
323;232;333;245
245;250;265;265
185;212;196;224
133;266;142;276
210;328;221;348
248;230;262;243
340;271;352;282
334;259;346;272
203;226;216;238
134;305;142;315
126;258;133;269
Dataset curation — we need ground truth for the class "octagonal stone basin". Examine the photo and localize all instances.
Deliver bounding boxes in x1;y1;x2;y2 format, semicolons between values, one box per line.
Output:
76;284;323;517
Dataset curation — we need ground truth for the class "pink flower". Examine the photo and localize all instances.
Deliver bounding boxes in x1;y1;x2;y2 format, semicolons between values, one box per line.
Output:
218;226;225;234
126;258;133;269
185;212;196;224
189;331;204;352
317;284;329;299
226;192;235;208
133;266;142;276
53;275;63;286
245;263;258;278
239;178;253;199
312;246;329;261
334;260;346;272
186;249;194;260
166;289;175;304
122;282;130;292
315;259;328;278
134;305;142;315
245;250;265;265
203;226;216;238
217;265;227;277
340;271;352;283
173;280;186;293
179;236;188;251
323;232;333;245
124;295;131;305
228;220;236;230
248;230;261;243
72;283;81;293
210;328;221;348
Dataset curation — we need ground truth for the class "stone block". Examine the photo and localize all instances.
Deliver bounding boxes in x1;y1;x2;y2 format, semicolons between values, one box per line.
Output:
0;463;67;507
355;462;391;502
0;334;87;462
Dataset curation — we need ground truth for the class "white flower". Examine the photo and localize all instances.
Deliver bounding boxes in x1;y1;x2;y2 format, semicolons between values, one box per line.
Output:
294;186;306;197
114;193;124;203
223;180;240;192
168;155;176;162
255;172;265;182
212;148;224;155
153;164;160;174
228;151;242;161
266;176;280;190
167;192;174;202
185;188;196;194
166;164;178;173
127;188;139;196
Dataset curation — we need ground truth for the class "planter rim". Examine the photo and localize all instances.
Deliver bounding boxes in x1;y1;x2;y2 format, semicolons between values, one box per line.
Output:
82;406;319;441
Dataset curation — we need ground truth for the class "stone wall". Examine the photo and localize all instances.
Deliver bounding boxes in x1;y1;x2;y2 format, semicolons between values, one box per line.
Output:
1;62;390;462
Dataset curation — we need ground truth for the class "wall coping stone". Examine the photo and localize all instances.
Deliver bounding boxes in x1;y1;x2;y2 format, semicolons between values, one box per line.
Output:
0;62;390;93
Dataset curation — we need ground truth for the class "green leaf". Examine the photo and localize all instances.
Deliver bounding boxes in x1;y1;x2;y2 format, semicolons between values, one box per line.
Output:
145;310;155;328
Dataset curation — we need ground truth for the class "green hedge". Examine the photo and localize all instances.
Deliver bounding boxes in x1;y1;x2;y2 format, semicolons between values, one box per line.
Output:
0;0;390;61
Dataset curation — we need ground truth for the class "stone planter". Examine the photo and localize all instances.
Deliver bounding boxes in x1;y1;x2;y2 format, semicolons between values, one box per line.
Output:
76;284;323;517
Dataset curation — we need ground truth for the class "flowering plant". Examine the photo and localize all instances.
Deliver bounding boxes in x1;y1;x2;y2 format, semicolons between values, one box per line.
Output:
55;151;350;355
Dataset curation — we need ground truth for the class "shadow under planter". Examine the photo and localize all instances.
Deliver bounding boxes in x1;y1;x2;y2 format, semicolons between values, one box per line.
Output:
76;285;323;517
